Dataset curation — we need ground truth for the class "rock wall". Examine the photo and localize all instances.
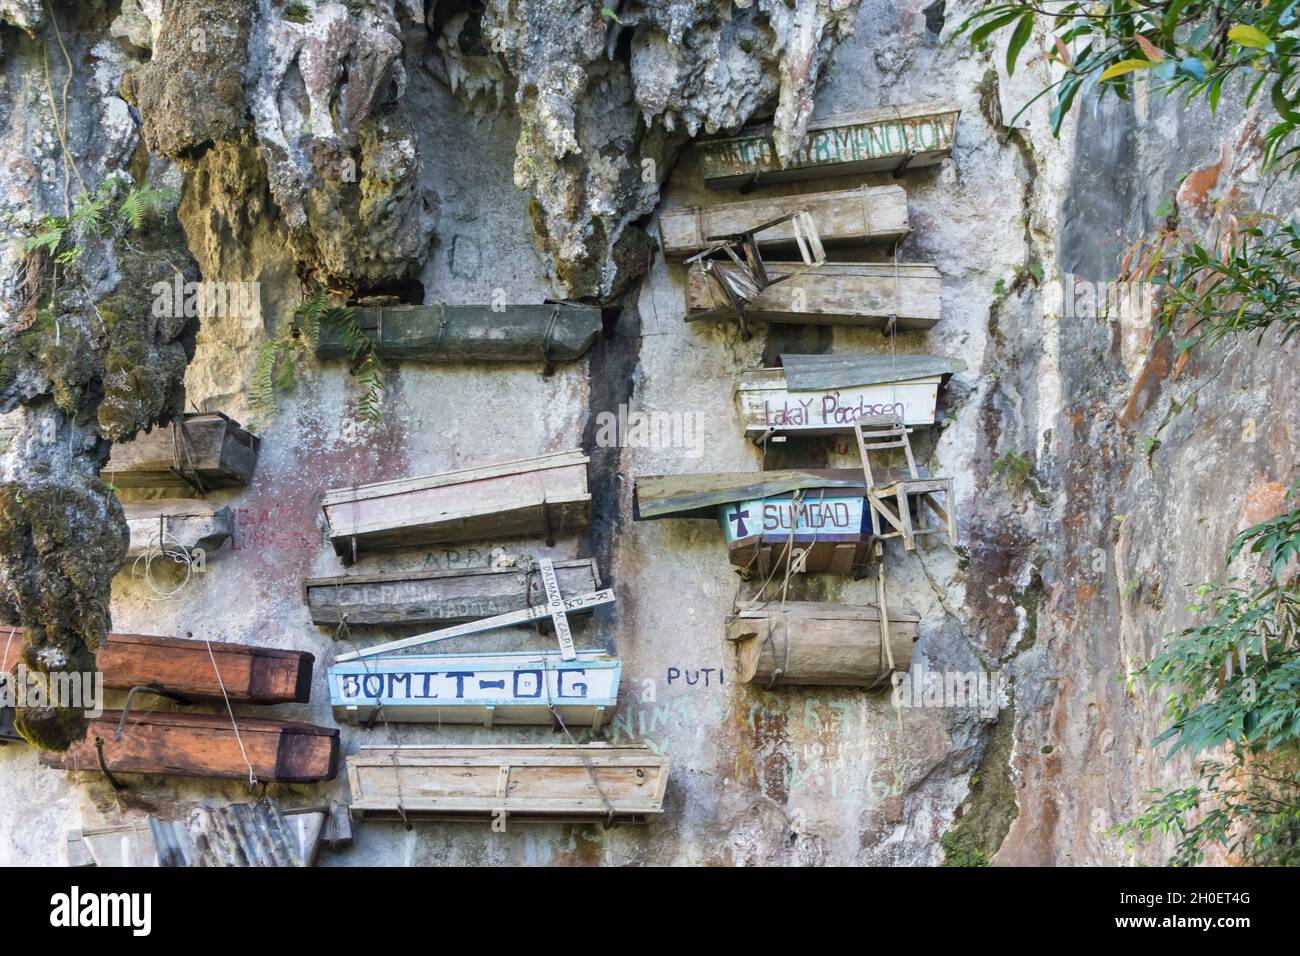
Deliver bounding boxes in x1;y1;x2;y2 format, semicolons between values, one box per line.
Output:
0;0;1295;866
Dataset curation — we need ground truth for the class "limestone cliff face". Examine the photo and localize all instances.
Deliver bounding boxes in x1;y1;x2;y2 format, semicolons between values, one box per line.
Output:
0;0;1294;865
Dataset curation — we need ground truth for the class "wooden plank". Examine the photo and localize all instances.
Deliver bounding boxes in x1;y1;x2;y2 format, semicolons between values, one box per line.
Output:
1;627;312;704
103;412;259;491
728;538;874;578
42;711;340;783
316;303;602;364
725;601;918;686
332;588;615;662
328;650;619;726
698;101;960;188
346;745;669;822
323;452;591;561
686;261;942;328
634;468;873;520
658;185;908;258
122;500;234;558
304;558;602;627
735;367;942;434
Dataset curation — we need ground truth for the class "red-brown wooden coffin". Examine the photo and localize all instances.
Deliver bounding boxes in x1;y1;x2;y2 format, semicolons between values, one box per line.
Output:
1;628;313;705
42;711;340;783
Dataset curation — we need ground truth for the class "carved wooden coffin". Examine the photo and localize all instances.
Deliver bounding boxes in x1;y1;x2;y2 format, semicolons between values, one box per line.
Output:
329;649;619;727
736;354;961;435
66;802;352;867
346;744;669;822
43;712;340;783
659;185;909;258
698;101;960;188
686;261;941;328
123;500;234;558
304;558;601;627
103;412;260;491
323;451;591;563
316;303;602;364
0;627;312;705
725;601;919;687
722;494;874;577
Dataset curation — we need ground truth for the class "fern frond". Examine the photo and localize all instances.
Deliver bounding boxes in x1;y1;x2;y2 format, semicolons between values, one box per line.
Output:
117;179;176;230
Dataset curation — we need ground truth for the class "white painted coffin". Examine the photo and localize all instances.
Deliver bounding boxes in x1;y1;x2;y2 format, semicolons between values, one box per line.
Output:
122;500;234;558
328;649;620;728
735;367;942;434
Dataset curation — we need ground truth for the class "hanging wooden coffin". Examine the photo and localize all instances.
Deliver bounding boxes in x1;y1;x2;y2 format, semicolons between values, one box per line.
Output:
659;185;909;259
725;601;919;687
736;354;962;437
103;412;260;491
0;627;312;705
316;302;603;365
346;744;669;822
686;261;941;329
698;101;960;189
329;649;619;728
323;451;591;563
43;712;340;783
66;802;352;867
721;494;874;577
123;500;234;558
304;558;601;628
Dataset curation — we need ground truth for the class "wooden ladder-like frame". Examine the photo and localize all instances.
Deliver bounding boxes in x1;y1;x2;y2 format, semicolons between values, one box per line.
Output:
852;414;956;552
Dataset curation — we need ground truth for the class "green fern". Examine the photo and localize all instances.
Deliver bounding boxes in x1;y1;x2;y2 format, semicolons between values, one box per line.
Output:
249;290;384;426
117;179;177;230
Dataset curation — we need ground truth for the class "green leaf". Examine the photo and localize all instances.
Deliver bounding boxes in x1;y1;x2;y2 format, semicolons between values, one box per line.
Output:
1229;25;1272;50
1100;59;1153;82
968;8;1025;48
1006;13;1034;77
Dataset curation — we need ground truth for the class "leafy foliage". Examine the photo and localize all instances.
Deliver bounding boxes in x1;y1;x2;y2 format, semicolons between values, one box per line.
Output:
1118;489;1300;864
1121;217;1300;348
992;451;1034;490
250;290;384;426
11;174;173;286
956;1;1300;167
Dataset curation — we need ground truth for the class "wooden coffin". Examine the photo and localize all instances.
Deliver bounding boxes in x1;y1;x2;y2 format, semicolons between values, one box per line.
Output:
0;627;312;705
698;101;960;188
346;744;669;822
687;261;941;329
316;303;602;364
43;711;340;783
323;451;591;563
103;412;259;491
735;356;960;436
123;500;234;558
722;494;874;577
659;185;908;258
725;601;919;687
66;802;352;867
329;649;619;727
635;468;873;520
304;558;601;627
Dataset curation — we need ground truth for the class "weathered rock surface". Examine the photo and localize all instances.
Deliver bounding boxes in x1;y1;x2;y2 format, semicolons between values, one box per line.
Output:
0;0;1295;867
432;0;860;296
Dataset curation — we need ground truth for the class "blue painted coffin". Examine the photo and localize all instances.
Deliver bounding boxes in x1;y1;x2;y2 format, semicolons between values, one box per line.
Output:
719;495;871;546
328;649;620;729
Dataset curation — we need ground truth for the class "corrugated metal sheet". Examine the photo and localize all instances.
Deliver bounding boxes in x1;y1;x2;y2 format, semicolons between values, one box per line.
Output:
635;469;871;520
780;353;964;391
152;802;307;867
